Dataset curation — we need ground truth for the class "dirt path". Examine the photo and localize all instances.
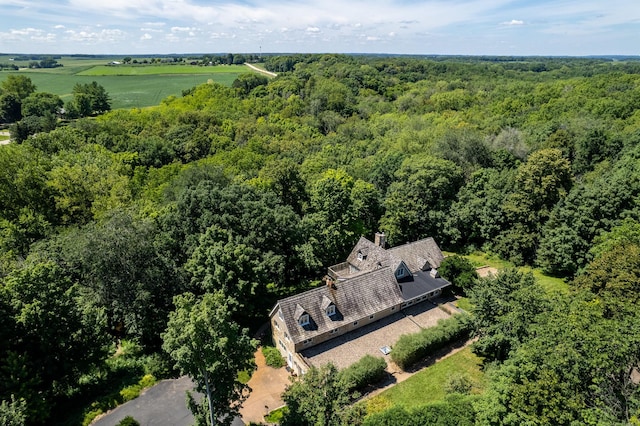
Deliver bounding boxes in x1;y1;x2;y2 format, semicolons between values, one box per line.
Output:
245;63;277;77
240;348;290;424
0;131;10;145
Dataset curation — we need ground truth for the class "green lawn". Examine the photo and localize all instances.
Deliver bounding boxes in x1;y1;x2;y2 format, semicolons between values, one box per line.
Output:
365;347;484;414
463;251;568;293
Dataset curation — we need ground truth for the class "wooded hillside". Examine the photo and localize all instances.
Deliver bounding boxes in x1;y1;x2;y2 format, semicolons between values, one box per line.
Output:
2;54;640;425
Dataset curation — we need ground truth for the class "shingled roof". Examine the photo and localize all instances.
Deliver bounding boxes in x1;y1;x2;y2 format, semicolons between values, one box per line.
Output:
387;237;445;271
274;267;404;345
273;235;450;346
334;236;444;278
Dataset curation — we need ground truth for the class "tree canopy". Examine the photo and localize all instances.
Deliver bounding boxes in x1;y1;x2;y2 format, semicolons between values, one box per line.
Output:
2;54;640;424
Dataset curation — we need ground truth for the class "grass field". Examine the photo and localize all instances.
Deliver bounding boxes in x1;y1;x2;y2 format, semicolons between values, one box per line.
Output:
0;56;254;109
78;64;247;76
365;347;485;414
463;251;569;293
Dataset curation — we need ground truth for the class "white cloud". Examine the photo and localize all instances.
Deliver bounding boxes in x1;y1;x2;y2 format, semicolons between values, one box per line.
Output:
366;36;380;41
11;28;42;36
140;33;152;40
54;24;65;29
171;26;193;32
64;28;126;43
503;19;524;26
141;27;164;33
306;26;320;33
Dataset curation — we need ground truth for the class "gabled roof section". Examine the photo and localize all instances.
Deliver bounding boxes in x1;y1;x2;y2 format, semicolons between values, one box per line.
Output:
273;267;404;345
320;294;333;310
340;237;389;276
387;237;445;271
294;304;306;320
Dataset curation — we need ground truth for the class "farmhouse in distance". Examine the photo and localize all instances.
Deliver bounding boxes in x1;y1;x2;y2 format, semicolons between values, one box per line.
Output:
270;233;451;375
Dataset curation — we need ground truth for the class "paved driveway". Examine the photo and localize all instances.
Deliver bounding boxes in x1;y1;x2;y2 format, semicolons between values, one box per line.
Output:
301;301;451;370
91;376;244;426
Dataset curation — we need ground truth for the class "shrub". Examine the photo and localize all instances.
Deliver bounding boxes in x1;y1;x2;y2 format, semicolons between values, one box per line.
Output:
339;355;387;392
391;314;472;370
262;346;285;368
443;373;473;394
120;374;156;402
264;406;287;423
117;416;141;426
363;394;476;426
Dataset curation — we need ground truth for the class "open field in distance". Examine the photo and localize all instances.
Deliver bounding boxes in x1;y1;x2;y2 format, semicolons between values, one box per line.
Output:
78;64;248;76
0;56;253;109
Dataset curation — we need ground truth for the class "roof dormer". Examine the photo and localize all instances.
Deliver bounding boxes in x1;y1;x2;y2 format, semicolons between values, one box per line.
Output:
394;261;410;280
357;247;368;261
321;295;336;317
294;304;310;326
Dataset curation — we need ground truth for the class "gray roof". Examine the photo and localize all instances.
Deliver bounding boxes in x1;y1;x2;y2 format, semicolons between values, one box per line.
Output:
387;237;445;271
335;236;445;277
398;270;449;300
274;267;404;345
341;237;390;277
273;236;450;346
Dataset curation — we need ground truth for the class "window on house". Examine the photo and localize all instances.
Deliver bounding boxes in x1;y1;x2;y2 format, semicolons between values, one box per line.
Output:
298;314;310;326
284;332;290;341
274;321;280;330
369;314;375;320
303;338;313;345
396;267;405;278
353;321;358;326
279;339;285;350
357;252;363;261
391;306;396;311
329;328;338;334
278;309;284;320
326;304;336;316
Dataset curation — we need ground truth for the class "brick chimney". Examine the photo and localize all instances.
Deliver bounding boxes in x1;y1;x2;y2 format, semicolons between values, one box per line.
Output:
374;232;386;248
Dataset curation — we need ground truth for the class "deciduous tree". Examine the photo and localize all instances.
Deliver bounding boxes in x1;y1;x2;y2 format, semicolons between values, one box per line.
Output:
162;292;256;426
281;363;350;426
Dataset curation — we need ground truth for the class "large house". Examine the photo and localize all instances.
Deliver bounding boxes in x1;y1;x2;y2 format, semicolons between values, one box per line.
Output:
270;233;451;375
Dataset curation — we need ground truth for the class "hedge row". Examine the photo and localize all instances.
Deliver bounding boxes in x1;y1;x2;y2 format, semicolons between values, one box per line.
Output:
363;394;476;426
390;314;471;370
339;354;387;392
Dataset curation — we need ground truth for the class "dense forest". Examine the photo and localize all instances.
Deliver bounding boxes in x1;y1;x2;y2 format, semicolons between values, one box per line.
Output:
2;54;640;425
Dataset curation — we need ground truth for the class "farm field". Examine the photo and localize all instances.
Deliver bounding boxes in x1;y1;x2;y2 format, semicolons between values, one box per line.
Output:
78;64;247;76
0;57;253;109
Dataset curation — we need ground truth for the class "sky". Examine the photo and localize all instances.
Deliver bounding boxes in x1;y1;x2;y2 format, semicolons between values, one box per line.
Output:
0;0;639;56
